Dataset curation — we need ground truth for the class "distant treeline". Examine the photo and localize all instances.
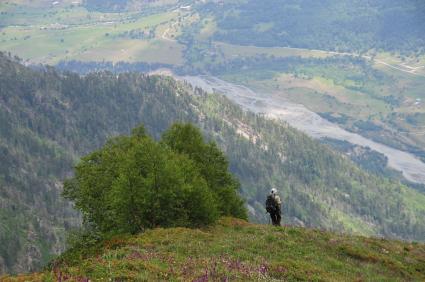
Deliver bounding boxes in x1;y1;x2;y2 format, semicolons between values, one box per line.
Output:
83;0;130;12
56;60;173;75
200;0;425;55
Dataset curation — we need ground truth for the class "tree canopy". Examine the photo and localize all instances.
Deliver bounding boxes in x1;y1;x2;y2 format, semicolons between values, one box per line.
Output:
64;123;247;234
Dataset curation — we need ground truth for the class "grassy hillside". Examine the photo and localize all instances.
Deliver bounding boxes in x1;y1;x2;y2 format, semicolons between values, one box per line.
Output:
3;218;425;281
2;52;425;273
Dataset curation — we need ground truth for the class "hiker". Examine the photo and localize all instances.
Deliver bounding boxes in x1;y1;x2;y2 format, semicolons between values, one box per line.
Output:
266;188;282;226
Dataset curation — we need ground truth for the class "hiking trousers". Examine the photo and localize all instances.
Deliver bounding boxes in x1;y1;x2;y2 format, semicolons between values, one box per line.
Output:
270;210;281;226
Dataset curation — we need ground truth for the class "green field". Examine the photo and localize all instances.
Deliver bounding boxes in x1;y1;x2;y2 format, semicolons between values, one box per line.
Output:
0;2;187;64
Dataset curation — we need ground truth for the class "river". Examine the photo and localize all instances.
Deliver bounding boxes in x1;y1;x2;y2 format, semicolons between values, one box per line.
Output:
181;75;425;184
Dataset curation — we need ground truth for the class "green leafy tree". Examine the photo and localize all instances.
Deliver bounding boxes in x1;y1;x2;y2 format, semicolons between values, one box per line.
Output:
64;124;246;234
161;123;248;220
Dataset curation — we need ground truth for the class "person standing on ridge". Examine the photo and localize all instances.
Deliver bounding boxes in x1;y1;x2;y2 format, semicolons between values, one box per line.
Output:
266;188;282;226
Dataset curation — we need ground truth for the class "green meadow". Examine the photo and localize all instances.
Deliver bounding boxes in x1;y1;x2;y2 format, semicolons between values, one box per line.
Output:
3;218;425;281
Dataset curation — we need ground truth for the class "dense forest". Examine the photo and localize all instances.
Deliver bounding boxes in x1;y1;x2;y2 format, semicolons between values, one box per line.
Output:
201;0;425;55
83;0;180;12
1;52;425;274
83;0;131;12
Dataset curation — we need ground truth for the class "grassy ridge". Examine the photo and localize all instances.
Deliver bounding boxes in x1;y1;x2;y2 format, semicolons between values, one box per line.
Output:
3;218;425;281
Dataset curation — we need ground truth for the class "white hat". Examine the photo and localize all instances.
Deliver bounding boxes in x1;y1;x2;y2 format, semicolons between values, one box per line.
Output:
270;188;277;194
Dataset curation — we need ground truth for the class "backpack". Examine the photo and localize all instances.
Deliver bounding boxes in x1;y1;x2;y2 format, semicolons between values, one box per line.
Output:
266;195;277;213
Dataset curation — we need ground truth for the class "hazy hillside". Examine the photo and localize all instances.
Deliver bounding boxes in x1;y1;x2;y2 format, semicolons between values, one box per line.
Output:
84;0;130;12
3;218;425;281
83;0;163;12
1;53;425;273
204;0;425;54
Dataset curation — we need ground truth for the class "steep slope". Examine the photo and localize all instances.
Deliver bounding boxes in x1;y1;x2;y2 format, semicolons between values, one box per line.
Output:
3;218;425;281
1;53;425;273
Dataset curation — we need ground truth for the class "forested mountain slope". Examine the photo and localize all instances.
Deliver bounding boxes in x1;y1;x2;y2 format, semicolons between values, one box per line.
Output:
203;0;425;54
1;52;425;273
